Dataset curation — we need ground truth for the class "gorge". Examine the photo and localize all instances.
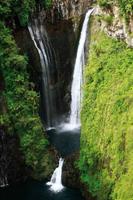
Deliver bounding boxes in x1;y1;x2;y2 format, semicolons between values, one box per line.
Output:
0;1;93;199
0;0;133;200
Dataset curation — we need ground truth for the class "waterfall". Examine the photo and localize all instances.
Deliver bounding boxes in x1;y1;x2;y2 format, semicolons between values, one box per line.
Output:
0;176;8;188
46;158;64;192
28;19;57;128
69;9;94;127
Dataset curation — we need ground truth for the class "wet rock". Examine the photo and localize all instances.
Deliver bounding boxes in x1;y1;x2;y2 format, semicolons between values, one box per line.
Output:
63;152;80;188
62;151;95;200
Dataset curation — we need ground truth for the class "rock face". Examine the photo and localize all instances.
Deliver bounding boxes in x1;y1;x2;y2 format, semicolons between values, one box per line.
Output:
40;0;92;22
62;152;95;200
15;0;93;117
62;152;80;188
94;6;133;47
0;127;27;186
44;0;92;115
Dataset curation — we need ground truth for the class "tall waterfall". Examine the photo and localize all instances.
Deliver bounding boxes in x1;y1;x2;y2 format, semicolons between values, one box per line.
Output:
28;19;57;128
69;9;94;127
46;158;64;192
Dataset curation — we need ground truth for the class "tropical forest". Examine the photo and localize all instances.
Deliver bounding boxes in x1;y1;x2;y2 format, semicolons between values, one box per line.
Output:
0;0;133;200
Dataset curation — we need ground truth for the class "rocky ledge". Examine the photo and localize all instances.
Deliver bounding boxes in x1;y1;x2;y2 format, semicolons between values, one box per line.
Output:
94;5;133;47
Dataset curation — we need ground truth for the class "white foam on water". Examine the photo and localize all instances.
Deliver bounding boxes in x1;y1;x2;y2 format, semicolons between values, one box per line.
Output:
46;158;64;193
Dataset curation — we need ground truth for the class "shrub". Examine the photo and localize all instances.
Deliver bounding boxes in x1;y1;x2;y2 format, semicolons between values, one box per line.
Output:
78;18;133;200
0;21;53;178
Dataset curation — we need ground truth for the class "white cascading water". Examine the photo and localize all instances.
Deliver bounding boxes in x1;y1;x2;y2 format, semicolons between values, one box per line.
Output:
28;20;55;128
0;176;8;188
46;158;64;192
69;9;94;127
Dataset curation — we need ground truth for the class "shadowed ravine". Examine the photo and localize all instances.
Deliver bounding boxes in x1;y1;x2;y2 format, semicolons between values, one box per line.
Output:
0;0;133;199
45;8;93;194
0;8;93;200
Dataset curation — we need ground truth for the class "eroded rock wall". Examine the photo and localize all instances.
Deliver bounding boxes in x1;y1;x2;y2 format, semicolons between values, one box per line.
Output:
94;5;133;47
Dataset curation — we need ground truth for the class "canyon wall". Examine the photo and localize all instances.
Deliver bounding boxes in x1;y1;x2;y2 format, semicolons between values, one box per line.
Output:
94;5;133;47
79;12;133;200
0;0;93;185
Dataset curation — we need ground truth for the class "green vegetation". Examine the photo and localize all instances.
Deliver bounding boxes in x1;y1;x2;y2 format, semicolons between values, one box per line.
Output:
43;0;52;8
0;0;54;178
118;0;133;18
0;0;52;26
97;15;114;26
97;0;133;19
98;0;114;9
78;18;133;200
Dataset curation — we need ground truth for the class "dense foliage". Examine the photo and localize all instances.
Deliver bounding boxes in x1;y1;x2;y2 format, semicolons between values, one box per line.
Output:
118;0;133;17
0;0;55;179
0;0;52;26
0;18;54;178
98;0;133;19
78;18;133;200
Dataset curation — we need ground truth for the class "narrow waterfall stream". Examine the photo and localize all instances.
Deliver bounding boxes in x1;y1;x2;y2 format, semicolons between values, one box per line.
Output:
28;19;58;128
69;9;94;127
